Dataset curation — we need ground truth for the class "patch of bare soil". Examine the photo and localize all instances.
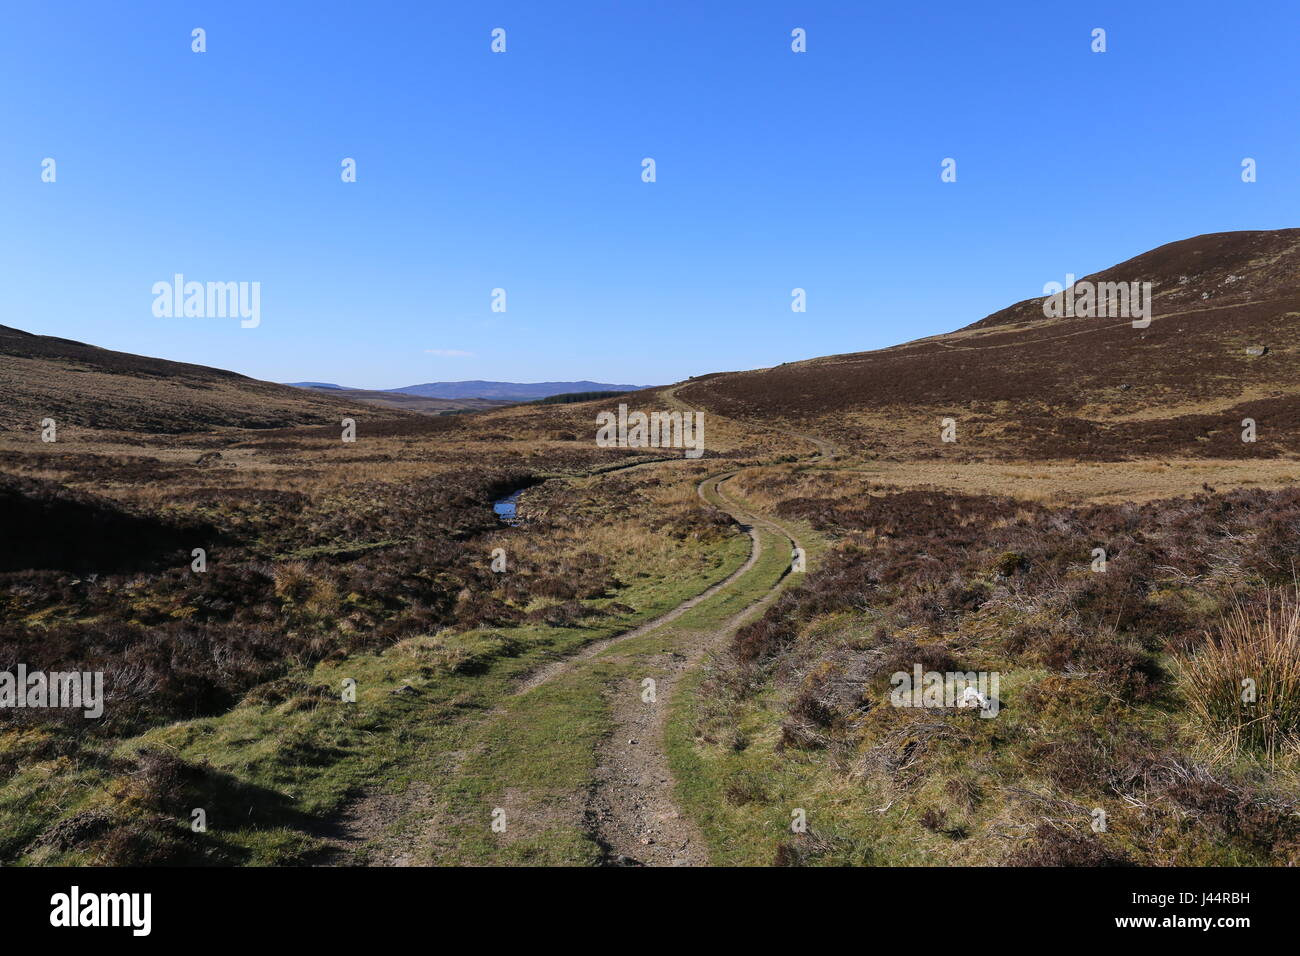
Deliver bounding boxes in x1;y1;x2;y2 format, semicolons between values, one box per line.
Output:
584;654;707;866
312;783;437;866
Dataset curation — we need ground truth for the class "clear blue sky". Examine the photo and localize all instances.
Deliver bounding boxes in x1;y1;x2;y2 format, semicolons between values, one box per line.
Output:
2;1;1295;389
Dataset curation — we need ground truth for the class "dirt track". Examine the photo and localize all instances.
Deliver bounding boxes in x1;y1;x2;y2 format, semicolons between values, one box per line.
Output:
322;393;823;867
581;472;801;865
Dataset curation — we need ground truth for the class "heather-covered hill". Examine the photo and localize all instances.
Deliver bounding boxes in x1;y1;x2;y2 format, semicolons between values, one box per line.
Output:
0;325;364;433
965;228;1300;332
676;230;1300;460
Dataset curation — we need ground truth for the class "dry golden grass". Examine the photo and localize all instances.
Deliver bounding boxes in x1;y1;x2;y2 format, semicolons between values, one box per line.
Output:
730;457;1300;506
1078;385;1288;422
851;458;1300;503
1177;588;1300;763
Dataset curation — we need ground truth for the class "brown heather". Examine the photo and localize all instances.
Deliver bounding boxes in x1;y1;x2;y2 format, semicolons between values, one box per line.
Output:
6;228;1300;866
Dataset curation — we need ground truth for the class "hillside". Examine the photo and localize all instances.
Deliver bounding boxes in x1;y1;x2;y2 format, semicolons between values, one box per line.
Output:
0;326;362;433
652;230;1300;869
678;229;1300;460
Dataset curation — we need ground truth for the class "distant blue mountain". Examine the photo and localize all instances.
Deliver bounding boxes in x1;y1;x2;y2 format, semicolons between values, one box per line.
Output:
286;379;653;401
388;381;651;401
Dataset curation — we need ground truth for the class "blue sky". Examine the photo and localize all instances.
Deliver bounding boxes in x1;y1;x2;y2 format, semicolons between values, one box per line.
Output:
2;2;1295;389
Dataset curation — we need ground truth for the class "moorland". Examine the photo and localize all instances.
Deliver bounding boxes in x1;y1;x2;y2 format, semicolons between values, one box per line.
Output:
3;229;1300;866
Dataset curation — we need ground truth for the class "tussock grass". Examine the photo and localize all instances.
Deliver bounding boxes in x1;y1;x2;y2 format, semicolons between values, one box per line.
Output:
1179;588;1300;761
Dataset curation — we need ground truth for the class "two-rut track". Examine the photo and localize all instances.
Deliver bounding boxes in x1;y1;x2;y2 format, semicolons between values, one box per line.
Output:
323;394;829;866
579;469;804;865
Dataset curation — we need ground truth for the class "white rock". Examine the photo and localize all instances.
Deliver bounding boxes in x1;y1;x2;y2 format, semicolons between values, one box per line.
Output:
957;686;988;709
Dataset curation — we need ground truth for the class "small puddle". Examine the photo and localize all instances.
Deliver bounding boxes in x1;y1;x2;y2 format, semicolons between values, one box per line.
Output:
493;488;525;525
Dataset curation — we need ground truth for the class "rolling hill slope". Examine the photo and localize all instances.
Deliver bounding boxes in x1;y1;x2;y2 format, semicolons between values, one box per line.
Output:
0;328;495;432
0;325;367;433
677;229;1300;459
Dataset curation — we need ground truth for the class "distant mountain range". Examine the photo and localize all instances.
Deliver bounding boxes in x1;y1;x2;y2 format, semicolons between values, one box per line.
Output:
286;380;652;401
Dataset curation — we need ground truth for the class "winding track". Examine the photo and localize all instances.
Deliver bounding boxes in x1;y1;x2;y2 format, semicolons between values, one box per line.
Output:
519;382;834;864
325;390;828;866
483;378;835;864
504;382;828;727
512;482;763;698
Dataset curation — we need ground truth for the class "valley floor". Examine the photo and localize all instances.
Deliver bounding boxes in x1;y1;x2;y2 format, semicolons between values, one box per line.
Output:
4;390;1300;867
